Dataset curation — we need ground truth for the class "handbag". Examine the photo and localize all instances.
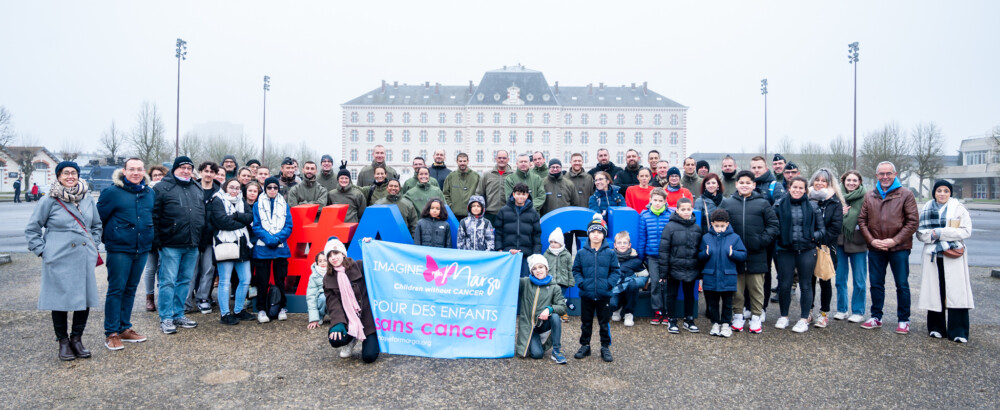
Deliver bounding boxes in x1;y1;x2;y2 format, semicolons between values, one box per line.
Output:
56;198;104;267
213;237;240;261
814;245;835;281
942;247;965;259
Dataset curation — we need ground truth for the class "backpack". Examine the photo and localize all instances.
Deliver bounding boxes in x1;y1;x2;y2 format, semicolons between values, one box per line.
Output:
266;285;284;319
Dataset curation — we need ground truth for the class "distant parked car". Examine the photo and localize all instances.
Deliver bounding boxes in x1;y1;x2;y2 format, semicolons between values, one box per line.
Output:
80;165;120;195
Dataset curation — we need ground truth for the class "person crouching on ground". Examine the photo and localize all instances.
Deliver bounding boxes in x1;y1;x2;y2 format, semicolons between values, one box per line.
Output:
610;231;648;327
572;214;621;362
699;209;747;338
517;254;568;364
306;251;328;330
415;198;451;248
543;227;574;322
325;238;380;363
659;197;703;334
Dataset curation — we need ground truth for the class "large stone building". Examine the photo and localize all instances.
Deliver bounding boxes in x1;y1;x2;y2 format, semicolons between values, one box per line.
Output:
341;65;688;180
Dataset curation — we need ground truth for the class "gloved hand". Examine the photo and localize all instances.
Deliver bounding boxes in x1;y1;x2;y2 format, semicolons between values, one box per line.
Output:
329;323;347;340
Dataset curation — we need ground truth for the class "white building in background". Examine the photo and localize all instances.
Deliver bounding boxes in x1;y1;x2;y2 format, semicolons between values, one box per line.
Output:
341;65;688;179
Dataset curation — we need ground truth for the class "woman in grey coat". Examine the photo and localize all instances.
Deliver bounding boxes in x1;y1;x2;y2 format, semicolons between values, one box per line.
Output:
24;161;103;361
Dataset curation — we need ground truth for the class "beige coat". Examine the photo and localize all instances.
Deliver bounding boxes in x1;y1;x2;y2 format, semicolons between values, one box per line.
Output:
915;198;974;311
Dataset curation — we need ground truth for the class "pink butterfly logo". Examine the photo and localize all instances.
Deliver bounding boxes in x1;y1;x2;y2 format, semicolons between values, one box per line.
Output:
423;255;456;286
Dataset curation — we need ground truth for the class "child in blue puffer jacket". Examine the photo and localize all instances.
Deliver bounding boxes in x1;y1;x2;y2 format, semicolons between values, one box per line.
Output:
637;188;671;325
698;209;748;338
571;214;621;363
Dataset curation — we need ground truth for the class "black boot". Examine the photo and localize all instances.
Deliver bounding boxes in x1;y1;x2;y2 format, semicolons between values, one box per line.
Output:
58;339;75;361
601;346;613;362
574;345;591;359
69;335;91;359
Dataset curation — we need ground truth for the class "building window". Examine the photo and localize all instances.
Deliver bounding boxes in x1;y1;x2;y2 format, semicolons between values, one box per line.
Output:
385;130;393;142
402;130;411;142
564;113;572;125
581;131;589;144
509;131;517;144
670;132;679;145
635;114;643;125
510;113;517;124
616;132;625;144
350;129;359;142
994;179;1000;199
477;112;485;124
420;149;427;159
351;170;358;180
670;114;679;126
366;130;375;142
525;131;534;144
477;130;485;143
367;112;374;123
526;113;534;124
493;113;501;124
581;113;589;125
439;113;446;124
564;131;572;144
385;112;393;123
670;152;678;165
653;132;662;144
439;130;447;143
350;112;359;123
350;149;358;161
420;112;428;123
542;131;551;144
455;130;463;143
617;152;625;164
617;114;625;125
544;150;550;159
455;113;462;124
420;130;428;143
403;112;410;123
476;150;484;163
967;150;989;165
565;152;571;163
975;178;988;199
634;132;642;144
493;131;501;144
600;114;607;125
366;149;373;161
386;150;393;162
599;131;608;144
654;114;662;125
583;151;589;163
403;150;410;162
543;113;550;124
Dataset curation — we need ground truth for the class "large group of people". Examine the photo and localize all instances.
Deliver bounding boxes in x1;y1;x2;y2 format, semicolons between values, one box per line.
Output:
25;146;977;364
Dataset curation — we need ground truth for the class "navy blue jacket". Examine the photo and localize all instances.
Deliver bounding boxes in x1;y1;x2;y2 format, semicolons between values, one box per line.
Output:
97;170;155;254
588;187;625;220
572;241;622;300
698;224;748;292
617;250;646;277
251;197;293;259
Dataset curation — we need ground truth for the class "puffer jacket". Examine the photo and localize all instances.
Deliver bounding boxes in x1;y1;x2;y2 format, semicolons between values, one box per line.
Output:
457;196;494;251
699;224;748;292
403;181;445;216
544;247;574;287
428;163;451;189
374;194;418;238
305;263;326;323
566;168;594;207
694;192;724;231
658;212;703;281
327;183;368;223
588;187;625;219
414;217;451;248
572;241;622;300
493;196;541;255
503;169;546;213
613;164;641;196
720;190;779;274
858;181;919;251
617;248;646;277
773;197;825;251
442;168;480;218
540;172;577;216
753;170;786;205
97;169;154;254
811;189;844;247
152;173;206;249
475;164;512;214
637;205;671;259
208;195;255;261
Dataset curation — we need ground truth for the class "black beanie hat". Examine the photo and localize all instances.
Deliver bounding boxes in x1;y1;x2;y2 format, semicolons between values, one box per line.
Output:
172;156;194;171
245;159;261;167
264;176;280;189
55;161;80;176
548;158;562;167
696;160;710;171
667;166;681;177
932;179;953;195
337;169;352;179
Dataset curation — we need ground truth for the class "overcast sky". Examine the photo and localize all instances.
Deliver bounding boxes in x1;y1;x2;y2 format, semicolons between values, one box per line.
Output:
2;0;997;160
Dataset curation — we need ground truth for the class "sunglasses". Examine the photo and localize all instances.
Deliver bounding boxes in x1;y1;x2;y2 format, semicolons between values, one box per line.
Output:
266;186;279;191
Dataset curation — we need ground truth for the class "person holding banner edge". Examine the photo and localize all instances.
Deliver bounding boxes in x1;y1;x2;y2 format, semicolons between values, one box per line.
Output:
325;238;380;363
516;254;568;364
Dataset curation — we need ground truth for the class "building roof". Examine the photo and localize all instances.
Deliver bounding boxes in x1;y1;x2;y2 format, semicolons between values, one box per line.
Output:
2;146;61;162
468;66;558;106
342;83;473;106
556;84;686;108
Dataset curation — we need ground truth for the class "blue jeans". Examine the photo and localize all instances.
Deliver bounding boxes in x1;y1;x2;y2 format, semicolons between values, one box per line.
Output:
217;260;251;315
528;315;562;359
158;247;199;321
104;251;148;336
835;246;867;315
867;249;911;322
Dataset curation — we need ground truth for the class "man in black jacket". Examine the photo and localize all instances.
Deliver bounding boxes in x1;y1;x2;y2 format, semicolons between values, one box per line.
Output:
588;148;622;180
152;156;206;334
186;162;222;315
428;149;451;189
613;149;642;196
494;183;541;277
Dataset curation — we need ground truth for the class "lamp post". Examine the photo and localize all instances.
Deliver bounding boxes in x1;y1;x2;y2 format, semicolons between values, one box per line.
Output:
262;75;270;161
848;42;860;169
174;38;187;158
761;78;768;157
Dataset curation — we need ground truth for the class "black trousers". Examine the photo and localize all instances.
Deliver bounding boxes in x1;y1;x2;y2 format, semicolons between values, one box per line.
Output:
579;298;612;347
811;246;837;312
52;309;90;341
252;258;288;311
329;332;381;363
666;278;696;320
705;290;734;324
927;257;970;340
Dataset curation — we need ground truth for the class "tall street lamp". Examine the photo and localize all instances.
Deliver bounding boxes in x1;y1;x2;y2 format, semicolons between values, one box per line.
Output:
761;78;768;157
174;38;187;158
262;75;270;161
848;42;860;169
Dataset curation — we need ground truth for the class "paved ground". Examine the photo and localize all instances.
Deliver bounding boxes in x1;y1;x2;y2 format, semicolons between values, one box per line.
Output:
1;253;998;407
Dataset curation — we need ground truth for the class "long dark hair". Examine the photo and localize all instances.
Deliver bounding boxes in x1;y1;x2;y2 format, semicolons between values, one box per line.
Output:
421;198;448;220
700;172;723;196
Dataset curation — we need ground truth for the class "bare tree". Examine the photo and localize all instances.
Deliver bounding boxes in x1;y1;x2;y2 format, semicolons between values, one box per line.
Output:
99;120;126;164
294;141;318;166
827;135;854;177
795;141;828;178
0;106;13;150
775;136;796;158
911;122;945;196
989;124;1000;176
859;122;912;180
178;132;205;163
60;140;84;162
129;102;169;166
14;135;41;189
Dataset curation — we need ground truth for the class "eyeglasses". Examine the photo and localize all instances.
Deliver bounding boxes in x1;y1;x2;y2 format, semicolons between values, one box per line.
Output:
876;172;895;177
266;186;279;191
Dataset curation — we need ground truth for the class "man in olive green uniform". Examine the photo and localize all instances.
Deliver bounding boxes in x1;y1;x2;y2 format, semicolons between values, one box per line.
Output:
475;150;512;226
504;154;545;213
375;179;418;238
442;153;480;219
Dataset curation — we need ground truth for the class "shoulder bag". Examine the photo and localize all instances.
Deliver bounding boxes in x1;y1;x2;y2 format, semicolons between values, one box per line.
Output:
55;198;104;267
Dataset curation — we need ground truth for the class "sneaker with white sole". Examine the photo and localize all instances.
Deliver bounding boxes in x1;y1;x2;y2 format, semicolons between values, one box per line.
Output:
611;309;621;322
775;317;789;329
860;317;882;329
709;323;721;336
732;315;745;332
339;339;356;358
929;331;943;339
791;318;809;333
683;319;699;333
895;321;910;335
197;300;212;315
743;308;751;319
160;319;177;334
833;311;848;320
278;308;288;321
953;337;968;344
720;324;733;338
847;314;864;323
257;310;270;323
748;315;762;334
623;313;634;327
815;313;829;328
760;311;766;323
174;316;198;329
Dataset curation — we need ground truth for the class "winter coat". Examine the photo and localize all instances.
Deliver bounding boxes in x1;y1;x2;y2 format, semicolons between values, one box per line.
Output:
588;187;626;219
617;249;646;278
197;181;222;250
915;199;974;311
361;181;389;205
494;196;542;256
277;174;301;197
572;241;622;300
457;196;494;251
773;197;825;251
637;205;671;259
323;259;376;337
356;161;398;188
415;217;451;248
566;168;594;207
208;196;255;262
530;165;549;181
664;186;694;209
515;277;567;358
658;212;703;282
306;263;326;323
720;191;779;274
694;193;722;231
858;182;919;252
475;164;513;214
540;173;578;216
698;224;748;292
812;190;844;247
587;161;622;180
97;169;154;254
838;187;869;253
152;173;206;249
251;197;293;259
753;170;786;205
442;169;481;219
428;163;451;189
721;172;738;199
681;173;703;200
374;194;419;238
25;193;102;311
402;175;438;195
403;181;445;217
286;177;329;208
327;183;368;223
317;169;338;192
625;185;654;214
613;165;642;196
544;248;574;287
503;169;546;213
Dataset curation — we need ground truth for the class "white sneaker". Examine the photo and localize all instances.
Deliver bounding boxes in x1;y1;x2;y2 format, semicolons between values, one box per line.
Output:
339;339;356;358
929;331;943;339
257;310;270;323
720;324;733;338
743;308;751;319
833;311;848;320
732;314;745;332
953;337;968;344
748;315;762;334
815;314;829;328
847;314;864;323
775;317;789;329
760;311;766;322
278;308;288;321
612;309;621;322
709;323;721;336
792;319;810;333
623;313;634;327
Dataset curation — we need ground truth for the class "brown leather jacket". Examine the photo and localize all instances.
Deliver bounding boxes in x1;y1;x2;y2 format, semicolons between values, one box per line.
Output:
858;185;919;251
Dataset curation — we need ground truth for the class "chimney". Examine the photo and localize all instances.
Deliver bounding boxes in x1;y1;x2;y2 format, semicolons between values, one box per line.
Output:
469;80;474;93
588;83;593;95
554;81;559;94
631;82;636;90
393;81;398;89
435;83;440;94
381;80;386;93
599;82;604;90
643;81;648;95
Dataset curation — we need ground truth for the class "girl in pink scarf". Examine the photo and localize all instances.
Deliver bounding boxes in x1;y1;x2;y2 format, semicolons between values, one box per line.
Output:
324;238;380;363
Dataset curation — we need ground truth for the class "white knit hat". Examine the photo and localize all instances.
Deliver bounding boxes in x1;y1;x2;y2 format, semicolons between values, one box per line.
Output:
548;227;564;246
324;237;347;256
526;254;549;271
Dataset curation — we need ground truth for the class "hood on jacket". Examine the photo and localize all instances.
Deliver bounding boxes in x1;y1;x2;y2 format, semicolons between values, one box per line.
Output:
669;211;697;226
754;170;777;185
467;195;486;215
506;194;533;212
111;168;151;189
709;223;736;237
